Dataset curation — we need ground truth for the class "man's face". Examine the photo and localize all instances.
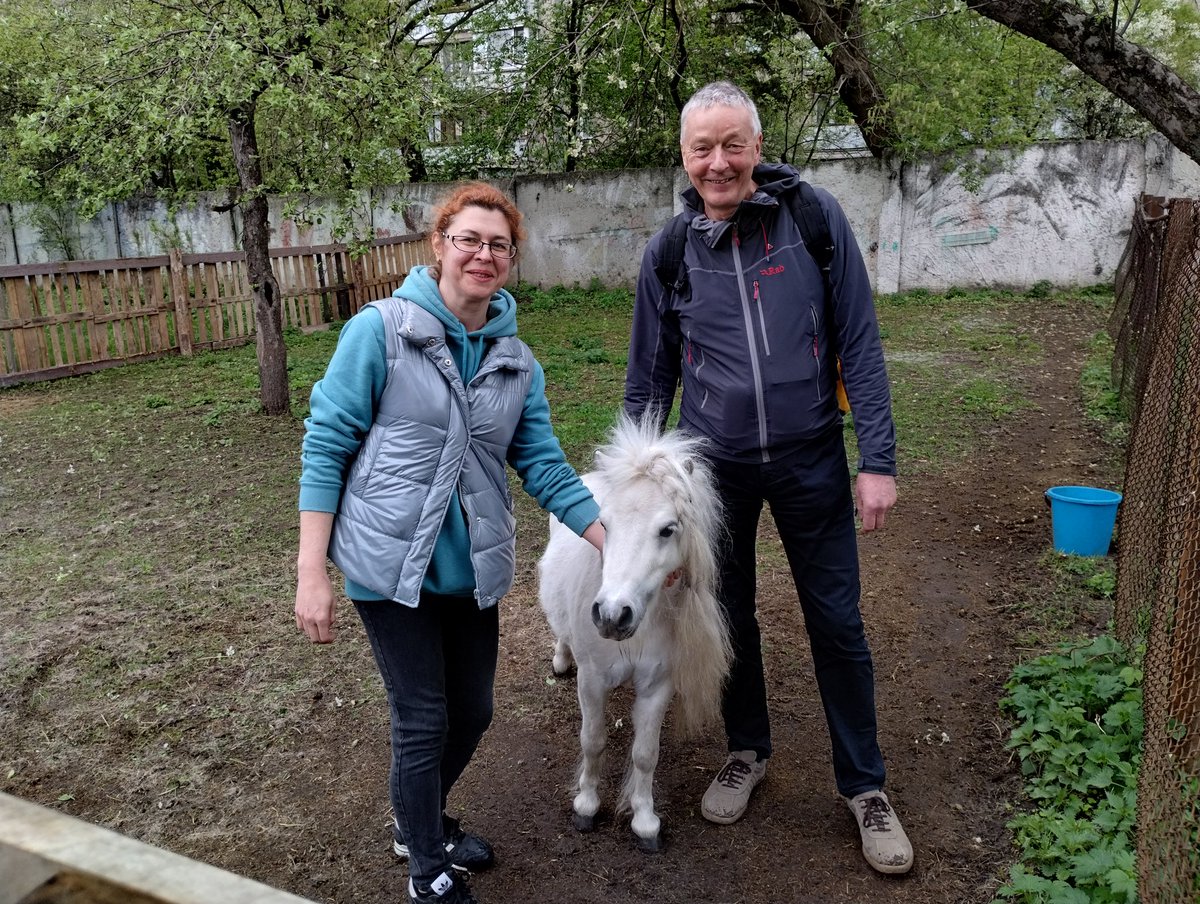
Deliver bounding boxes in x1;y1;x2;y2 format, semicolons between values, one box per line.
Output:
680;104;763;222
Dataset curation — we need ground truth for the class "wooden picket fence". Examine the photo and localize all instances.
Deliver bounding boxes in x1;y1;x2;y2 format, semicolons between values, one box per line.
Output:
0;233;432;386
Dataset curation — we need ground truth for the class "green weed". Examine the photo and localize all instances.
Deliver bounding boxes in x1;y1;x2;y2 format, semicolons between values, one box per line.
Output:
996;635;1142;904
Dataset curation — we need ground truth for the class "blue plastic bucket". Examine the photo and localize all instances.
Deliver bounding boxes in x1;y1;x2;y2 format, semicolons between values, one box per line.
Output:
1044;486;1122;556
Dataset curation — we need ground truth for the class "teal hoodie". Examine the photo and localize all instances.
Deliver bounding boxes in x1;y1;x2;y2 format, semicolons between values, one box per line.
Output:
300;266;599;601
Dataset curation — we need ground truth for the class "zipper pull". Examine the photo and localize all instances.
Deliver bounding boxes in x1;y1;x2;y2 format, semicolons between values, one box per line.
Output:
753;280;760;303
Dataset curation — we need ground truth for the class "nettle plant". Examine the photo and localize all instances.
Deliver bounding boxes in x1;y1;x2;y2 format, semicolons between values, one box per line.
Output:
996;635;1143;904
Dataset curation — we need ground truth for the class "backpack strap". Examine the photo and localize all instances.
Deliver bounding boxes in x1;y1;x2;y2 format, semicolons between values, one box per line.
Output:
788;180;834;274
788;183;850;413
653;212;694;297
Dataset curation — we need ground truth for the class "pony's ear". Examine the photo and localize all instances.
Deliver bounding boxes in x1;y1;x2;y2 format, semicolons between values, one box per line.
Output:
683;458;695;475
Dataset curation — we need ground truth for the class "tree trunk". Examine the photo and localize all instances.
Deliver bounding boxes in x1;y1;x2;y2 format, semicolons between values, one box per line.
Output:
228;104;290;416
564;0;584;172
971;0;1200;166
767;0;900;158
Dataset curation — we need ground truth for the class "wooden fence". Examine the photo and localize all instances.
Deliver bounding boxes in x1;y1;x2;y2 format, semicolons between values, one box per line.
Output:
0;233;432;386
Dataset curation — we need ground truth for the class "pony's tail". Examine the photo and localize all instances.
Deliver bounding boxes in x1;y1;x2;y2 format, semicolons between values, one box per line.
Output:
671;582;734;736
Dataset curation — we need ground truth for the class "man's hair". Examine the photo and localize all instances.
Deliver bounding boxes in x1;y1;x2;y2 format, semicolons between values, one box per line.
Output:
680;81;762;137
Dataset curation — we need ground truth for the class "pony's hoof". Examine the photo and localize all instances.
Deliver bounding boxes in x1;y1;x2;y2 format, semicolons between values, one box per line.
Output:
634;831;664;853
572;811;596;833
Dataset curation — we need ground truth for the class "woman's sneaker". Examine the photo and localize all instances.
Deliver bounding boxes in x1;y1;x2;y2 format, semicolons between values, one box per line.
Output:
408;871;478;904
393;816;496;873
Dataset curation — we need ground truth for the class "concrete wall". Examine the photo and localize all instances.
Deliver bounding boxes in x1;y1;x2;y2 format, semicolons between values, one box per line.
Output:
4;137;1200;292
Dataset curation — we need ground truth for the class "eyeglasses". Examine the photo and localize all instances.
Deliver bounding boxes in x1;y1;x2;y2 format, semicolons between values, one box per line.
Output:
441;232;518;259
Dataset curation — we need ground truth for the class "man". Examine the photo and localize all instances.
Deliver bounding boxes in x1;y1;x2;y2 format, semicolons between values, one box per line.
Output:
623;81;913;875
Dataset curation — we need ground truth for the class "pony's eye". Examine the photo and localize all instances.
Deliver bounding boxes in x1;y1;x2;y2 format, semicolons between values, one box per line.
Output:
658;525;675;538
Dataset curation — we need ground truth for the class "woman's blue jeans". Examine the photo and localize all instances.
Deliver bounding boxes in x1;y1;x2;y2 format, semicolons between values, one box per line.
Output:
354;593;498;885
708;424;886;798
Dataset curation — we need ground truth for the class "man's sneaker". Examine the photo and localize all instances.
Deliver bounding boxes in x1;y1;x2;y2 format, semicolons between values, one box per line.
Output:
394;816;496;873
701;750;766;824
408;871;478;904
845;790;914;874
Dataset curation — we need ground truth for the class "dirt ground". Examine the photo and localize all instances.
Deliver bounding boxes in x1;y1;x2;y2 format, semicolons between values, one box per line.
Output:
4;300;1121;904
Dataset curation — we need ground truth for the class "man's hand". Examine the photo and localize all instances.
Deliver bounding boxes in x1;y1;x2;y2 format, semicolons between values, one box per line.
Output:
855;472;897;532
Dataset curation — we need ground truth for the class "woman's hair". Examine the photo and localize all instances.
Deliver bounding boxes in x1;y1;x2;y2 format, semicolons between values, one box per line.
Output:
680;81;762;137
429;182;525;279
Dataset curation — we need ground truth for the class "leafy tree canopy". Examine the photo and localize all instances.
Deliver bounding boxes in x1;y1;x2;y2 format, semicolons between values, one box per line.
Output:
0;0;431;217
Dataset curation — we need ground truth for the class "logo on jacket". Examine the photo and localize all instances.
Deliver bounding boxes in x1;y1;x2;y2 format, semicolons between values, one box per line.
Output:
759;264;786;277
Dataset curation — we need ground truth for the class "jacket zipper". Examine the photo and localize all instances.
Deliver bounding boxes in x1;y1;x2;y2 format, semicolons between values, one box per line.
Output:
753;280;771;356
810;306;823;402
732;230;770;461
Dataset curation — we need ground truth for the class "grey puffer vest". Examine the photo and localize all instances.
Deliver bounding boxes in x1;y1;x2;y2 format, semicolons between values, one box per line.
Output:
327;298;534;608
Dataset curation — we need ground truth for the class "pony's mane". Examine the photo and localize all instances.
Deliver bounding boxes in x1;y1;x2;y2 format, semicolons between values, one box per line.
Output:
595;413;731;737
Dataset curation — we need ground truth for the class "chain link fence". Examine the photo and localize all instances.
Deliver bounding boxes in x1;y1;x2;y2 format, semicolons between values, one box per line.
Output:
1110;195;1200;902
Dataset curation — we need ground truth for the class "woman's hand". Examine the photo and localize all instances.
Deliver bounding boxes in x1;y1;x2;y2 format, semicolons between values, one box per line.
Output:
296;510;338;643
295;569;337;643
582;520;606;553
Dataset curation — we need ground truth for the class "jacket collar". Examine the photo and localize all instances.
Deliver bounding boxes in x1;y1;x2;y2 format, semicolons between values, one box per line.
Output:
681;163;802;247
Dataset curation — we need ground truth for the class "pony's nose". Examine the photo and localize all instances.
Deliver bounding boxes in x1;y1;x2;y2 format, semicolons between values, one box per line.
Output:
591;600;638;640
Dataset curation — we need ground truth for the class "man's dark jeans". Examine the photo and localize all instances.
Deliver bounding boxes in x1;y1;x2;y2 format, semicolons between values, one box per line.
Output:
354;593;498;885
709;424;886;798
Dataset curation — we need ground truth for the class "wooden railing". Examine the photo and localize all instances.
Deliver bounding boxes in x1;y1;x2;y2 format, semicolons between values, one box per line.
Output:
0;233;432;386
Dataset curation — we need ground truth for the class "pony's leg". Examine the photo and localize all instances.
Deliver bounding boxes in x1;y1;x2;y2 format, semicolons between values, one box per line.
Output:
552;636;574;676
625;678;673;851
571;668;607;832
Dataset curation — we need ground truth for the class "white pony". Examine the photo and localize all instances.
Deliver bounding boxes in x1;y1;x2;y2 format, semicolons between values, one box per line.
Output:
538;415;732;851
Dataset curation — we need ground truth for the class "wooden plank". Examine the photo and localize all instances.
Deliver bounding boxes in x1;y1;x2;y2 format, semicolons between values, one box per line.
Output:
0;255;171;279
102;270;130;359
108;268;134;356
77;271;107;362
204;262;222;344
217;259;237;342
168;249;192;356
41;275;70;368
300;254;320;329
180;250;243;266
286;255;304;329
229;260;249;340
148;266;171;352
60;272;88;364
0;348;182;387
12;277;43;372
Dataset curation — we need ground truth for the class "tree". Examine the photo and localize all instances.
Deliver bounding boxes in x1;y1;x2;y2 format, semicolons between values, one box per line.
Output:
970;0;1200;164
1;0;430;414
759;0;1200;166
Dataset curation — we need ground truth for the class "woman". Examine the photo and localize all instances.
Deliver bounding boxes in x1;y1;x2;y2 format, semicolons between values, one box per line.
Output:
295;182;603;904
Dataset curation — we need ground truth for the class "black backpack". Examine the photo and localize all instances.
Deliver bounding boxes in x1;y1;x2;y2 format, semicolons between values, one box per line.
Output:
650;180;849;411
651;180;834;298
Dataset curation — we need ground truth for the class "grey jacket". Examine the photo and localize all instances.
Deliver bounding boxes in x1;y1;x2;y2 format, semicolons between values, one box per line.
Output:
328;298;534;607
625;164;896;474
